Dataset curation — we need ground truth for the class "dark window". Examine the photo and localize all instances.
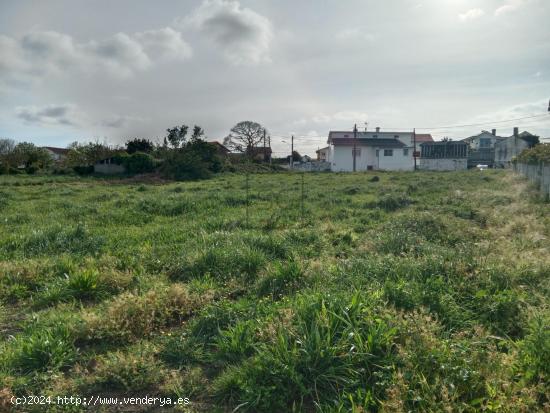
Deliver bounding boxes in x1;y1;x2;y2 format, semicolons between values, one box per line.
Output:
344;134;349;137
403;148;409;156
373;134;378;138
384;149;393;156
394;135;399;138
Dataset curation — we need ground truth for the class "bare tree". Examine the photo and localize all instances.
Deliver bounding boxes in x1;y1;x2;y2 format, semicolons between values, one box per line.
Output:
0;138;16;156
223;121;265;155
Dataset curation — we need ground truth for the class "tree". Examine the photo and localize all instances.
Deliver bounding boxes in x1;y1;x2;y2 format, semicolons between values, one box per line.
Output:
223;121;265;155
191;125;205;142
161;137;222;181
65;142;114;167
0;138;16;172
166;125;189;148
126;138;154;154
11;142;52;172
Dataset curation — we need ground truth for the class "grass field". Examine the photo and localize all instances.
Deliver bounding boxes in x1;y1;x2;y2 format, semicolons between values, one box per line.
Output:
0;170;548;412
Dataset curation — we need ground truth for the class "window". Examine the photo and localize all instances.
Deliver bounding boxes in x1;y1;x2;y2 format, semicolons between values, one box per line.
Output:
375;149;379;157
373;134;378;138
394;135;399;138
343;134;349;137
403;148;409;156
479;138;491;148
384;149;393;156
352;148;361;157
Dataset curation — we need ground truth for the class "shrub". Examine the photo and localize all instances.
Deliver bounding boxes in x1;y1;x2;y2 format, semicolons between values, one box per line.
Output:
120;152;156;174
161;139;222;181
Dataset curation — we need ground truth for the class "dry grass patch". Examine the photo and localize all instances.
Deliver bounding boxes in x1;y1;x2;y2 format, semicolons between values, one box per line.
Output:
84;284;213;342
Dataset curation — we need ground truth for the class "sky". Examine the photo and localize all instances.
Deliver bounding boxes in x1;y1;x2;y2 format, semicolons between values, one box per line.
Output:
1;0;549;157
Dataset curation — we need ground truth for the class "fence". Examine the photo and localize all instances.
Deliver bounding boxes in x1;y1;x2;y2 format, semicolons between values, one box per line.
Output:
514;162;550;198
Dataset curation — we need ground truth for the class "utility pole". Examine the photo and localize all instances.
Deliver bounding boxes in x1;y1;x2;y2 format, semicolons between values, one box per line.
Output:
353;123;358;172
268;134;272;164
264;128;267;162
291;135;295;169
413;128;417;171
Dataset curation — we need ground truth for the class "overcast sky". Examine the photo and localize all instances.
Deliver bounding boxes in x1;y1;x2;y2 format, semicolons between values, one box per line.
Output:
1;0;549;156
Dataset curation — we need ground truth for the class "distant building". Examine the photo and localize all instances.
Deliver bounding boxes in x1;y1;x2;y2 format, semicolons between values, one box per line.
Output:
463;129;507;168
328;129;413;171
42;146;69;162
316;146;330;162
419;141;468;171
207;141;230;156
94;157;126;174
495;129;539;168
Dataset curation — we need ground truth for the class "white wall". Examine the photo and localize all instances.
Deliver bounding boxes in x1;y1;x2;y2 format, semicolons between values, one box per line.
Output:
331;145;414;171
419;158;467;171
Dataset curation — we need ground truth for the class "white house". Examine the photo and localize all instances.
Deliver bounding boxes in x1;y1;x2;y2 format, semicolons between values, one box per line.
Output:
327;129;415;171
316;146;330;162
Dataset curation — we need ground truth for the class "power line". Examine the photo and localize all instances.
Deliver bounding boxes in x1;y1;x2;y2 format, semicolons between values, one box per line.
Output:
374;113;549;131
270;112;550;138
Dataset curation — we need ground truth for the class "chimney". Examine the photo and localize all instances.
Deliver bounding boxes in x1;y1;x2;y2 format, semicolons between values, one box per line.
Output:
375;127;380;133
491;129;496;136
513;127;519;137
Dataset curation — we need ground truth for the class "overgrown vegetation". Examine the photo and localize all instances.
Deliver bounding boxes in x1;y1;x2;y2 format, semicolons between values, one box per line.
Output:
0;170;548;412
515;143;550;164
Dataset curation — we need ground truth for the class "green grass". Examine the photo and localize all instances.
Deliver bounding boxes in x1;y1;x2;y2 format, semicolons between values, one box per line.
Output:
0;170;548;412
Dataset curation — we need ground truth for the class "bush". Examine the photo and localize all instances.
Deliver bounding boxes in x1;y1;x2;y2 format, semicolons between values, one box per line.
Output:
161;139;222;181
73;165;94;175
515;143;550;164
118;152;156;174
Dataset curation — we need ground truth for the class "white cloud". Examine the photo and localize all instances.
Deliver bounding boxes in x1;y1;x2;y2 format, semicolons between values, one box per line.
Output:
0;27;192;84
495;0;529;16
459;8;485;22
134;27;192;61
15;104;86;127
183;0;273;65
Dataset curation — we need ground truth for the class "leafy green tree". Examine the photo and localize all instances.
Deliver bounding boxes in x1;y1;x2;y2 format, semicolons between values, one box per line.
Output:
166;125;189;148
126;138;154;154
191;126;205;142
12;142;53;172
65;142;115;167
161;138;222;180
